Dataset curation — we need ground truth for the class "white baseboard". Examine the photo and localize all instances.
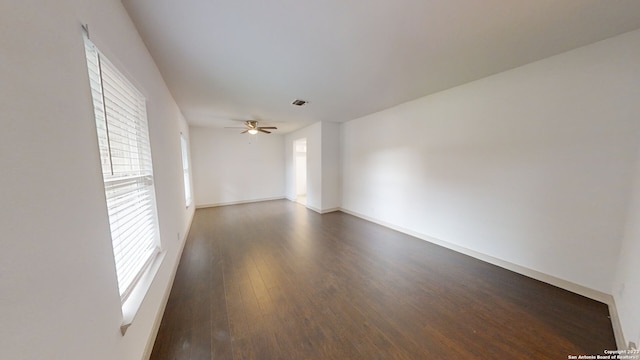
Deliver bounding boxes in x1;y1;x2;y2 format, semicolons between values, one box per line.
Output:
306;205;340;214
142;210;194;360
608;299;626;350
294;201;340;214
339;207;625;349
196;196;286;209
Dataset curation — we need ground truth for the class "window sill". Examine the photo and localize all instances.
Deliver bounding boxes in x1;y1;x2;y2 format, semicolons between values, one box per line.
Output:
120;250;166;335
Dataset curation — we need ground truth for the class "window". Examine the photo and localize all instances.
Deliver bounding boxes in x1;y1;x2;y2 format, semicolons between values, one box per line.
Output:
83;35;161;305
180;133;192;207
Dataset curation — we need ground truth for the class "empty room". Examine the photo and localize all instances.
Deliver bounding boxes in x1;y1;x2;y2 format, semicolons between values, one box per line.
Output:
2;0;640;359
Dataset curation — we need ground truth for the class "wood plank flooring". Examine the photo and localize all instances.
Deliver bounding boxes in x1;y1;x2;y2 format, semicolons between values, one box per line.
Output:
150;200;616;359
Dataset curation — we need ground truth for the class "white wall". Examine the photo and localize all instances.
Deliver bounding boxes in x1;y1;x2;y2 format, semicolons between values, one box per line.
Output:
286;123;323;210
615;140;640;349
0;1;194;359
190;127;285;207
294;139;307;196
295;154;307;196
285;122;341;213
341;29;640;294
321;122;341;211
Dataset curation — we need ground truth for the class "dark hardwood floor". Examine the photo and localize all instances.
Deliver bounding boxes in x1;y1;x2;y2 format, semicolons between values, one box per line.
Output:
150;200;616;359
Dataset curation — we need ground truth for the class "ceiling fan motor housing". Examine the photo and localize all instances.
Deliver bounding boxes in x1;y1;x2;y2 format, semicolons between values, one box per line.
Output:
239;120;277;134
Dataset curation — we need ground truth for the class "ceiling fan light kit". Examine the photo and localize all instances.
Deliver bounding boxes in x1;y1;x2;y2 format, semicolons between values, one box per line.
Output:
225;120;278;135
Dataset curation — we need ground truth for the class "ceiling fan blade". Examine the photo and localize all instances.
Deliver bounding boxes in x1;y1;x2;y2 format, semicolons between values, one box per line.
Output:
241;129;249;134
258;129;272;134
258;127;277;130
225;127;248;129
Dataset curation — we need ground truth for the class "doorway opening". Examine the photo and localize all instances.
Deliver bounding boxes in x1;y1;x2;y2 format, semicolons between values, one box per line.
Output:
293;138;307;205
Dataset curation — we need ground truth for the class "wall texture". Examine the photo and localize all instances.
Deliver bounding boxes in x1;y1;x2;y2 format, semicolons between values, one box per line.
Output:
341;30;640;296
615;140;640;349
285;122;341;213
321;122;342;211
190;127;285;207
285;123;323;211
0;1;194;359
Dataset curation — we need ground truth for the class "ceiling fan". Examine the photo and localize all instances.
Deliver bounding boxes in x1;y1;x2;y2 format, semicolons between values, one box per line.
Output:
226;120;277;134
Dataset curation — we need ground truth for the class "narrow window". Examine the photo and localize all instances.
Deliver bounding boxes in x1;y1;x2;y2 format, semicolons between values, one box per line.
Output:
83;35;161;304
180;133;192;207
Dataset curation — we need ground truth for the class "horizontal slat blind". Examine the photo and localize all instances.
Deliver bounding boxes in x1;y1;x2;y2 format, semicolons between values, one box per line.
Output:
84;36;160;302
84;41;112;175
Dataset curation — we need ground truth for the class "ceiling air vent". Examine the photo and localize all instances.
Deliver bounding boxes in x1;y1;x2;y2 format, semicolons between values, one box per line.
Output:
292;99;308;106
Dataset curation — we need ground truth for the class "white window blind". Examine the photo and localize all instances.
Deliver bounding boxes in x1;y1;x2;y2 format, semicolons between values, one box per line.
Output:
84;35;161;303
180;134;192;207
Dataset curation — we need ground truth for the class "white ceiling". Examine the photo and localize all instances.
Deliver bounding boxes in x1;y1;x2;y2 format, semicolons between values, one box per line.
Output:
123;0;640;133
